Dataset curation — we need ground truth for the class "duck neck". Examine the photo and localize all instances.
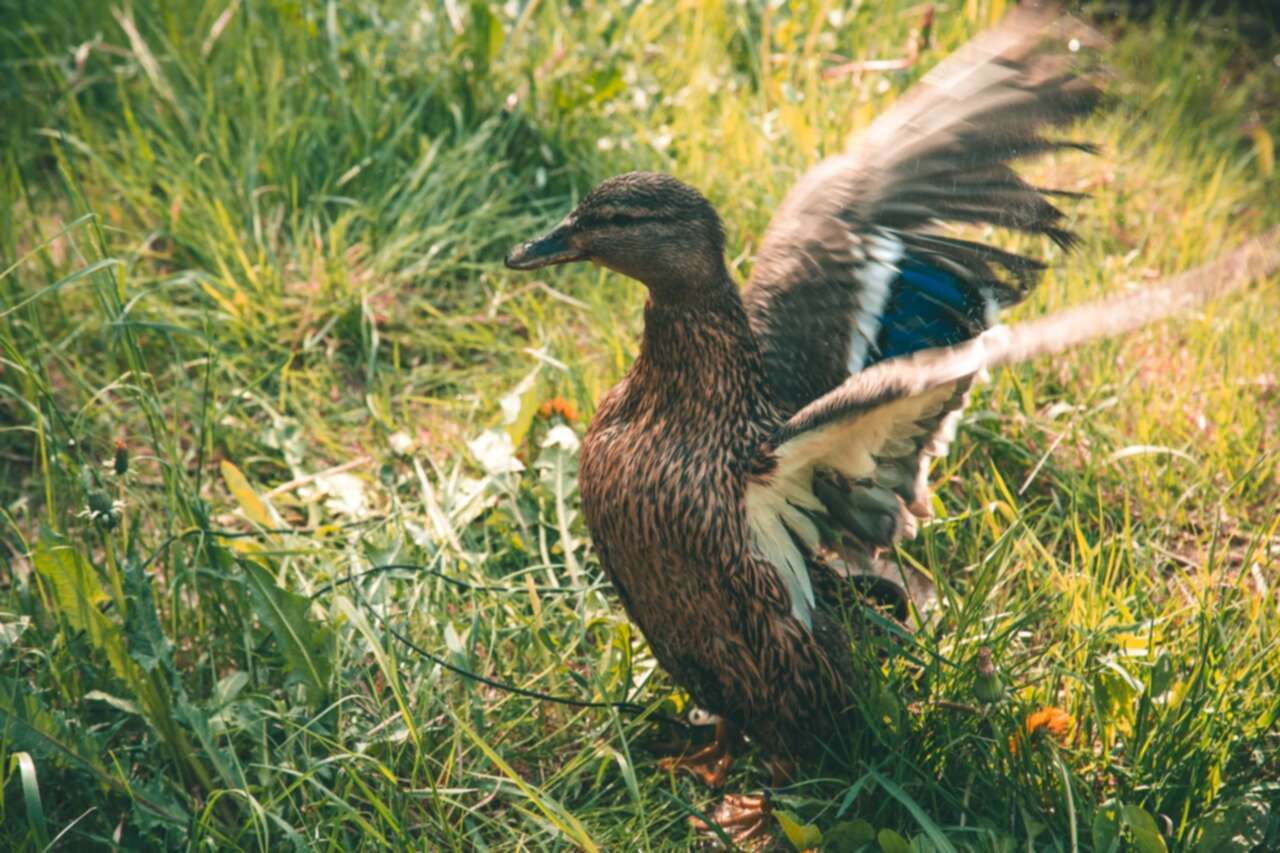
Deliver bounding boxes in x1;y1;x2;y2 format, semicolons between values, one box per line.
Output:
635;274;763;397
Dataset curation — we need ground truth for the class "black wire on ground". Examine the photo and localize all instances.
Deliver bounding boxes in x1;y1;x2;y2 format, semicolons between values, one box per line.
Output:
139;517;387;571
309;561;607;599
347;574;683;724
337;559;687;727
144;522;688;727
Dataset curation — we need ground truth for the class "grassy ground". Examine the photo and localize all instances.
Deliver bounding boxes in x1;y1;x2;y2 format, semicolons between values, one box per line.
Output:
1;1;1278;849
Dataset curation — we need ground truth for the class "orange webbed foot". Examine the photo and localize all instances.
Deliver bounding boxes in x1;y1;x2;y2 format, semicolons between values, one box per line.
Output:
691;792;771;848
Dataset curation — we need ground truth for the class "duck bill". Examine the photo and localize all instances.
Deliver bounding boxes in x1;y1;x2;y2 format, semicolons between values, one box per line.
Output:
504;225;586;270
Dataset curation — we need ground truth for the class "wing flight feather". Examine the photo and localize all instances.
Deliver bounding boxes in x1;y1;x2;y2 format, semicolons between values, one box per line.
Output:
748;231;1280;627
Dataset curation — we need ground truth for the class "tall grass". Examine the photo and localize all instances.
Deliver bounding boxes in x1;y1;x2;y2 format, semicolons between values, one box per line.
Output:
1;1;1277;849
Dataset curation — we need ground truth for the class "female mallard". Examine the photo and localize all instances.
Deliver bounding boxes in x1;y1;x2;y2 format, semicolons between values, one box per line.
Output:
505;5;1277;843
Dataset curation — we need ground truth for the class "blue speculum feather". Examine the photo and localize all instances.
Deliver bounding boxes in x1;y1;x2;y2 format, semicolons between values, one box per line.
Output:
867;258;982;365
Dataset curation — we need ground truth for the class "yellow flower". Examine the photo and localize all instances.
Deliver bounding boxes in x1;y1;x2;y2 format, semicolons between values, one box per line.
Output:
1010;706;1075;754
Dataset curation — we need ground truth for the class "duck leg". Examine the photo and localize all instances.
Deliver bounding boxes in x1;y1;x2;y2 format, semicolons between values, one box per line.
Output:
659;717;740;789
689;759;793;847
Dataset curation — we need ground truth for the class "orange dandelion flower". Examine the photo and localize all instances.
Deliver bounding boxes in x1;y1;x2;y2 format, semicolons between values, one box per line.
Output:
1010;706;1075;754
1026;706;1074;741
538;397;578;423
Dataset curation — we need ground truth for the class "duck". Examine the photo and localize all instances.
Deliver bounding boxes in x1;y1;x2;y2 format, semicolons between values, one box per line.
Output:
504;5;1279;845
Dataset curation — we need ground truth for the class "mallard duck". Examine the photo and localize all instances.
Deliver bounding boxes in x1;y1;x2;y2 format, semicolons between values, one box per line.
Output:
505;5;1278;844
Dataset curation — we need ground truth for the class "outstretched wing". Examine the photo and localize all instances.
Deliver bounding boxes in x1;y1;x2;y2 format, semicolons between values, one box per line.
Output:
747;231;1280;627
739;5;1102;623
744;5;1102;416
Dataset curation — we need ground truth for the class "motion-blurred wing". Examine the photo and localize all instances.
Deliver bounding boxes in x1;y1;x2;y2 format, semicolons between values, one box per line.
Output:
740;5;1103;620
747;232;1280;627
745;6;1102;415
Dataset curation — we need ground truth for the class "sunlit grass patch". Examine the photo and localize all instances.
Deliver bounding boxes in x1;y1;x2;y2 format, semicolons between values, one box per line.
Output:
1;1;1277;849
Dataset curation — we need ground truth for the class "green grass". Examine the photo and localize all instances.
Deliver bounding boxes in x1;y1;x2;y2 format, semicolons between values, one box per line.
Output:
1;1;1278;849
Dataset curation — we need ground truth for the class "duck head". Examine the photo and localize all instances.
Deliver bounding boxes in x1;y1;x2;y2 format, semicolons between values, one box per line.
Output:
505;171;727;301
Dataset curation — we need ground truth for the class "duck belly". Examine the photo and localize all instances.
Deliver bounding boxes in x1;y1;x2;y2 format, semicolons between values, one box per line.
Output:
582;482;853;761
630;551;854;763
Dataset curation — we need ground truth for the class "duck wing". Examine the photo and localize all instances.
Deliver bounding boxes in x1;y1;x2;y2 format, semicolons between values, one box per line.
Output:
739;5;1103;623
744;3;1102;416
746;233;1280;628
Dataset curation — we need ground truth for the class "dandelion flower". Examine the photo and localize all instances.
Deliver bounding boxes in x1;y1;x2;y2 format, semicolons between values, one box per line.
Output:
538;397;578;423
1010;706;1075;754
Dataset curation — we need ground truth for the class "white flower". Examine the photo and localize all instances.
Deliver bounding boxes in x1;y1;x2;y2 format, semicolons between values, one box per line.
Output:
313;472;368;518
541;424;580;453
468;430;525;476
388;431;414;455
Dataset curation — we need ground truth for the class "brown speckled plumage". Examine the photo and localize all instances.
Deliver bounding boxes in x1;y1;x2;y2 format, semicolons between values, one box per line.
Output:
577;281;850;763
502;4;1280;792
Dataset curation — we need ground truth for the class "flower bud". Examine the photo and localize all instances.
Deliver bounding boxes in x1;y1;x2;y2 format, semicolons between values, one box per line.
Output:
974;647;1004;704
113;439;129;476
87;489;119;531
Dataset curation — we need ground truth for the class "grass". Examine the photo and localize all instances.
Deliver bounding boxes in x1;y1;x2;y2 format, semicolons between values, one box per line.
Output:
1;0;1278;849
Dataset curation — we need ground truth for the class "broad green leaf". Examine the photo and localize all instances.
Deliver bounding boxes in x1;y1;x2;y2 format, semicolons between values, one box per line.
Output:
175;698;247;791
11;751;49;848
1094;658;1143;729
0;678;186;828
1092;804;1123;853
32;535;109;642
1122;805;1168;853
1251;126;1274;177
1193;796;1269;852
214;670;250;707
1149;652;1176;697
242;560;332;702
0;676;101;763
466;1;504;70
775;809;822;850
878;828;911;853
220;460;277;528
589;68;625;104
826;819;877;852
31;537;140;692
